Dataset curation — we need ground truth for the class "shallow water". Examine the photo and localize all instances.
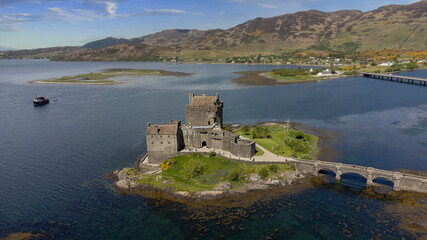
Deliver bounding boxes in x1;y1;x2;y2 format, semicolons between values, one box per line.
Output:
0;60;426;239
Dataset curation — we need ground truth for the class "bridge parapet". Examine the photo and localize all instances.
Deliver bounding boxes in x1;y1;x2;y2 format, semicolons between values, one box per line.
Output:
290;159;427;193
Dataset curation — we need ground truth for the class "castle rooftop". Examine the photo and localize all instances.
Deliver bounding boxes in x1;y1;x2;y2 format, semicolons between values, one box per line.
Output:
188;93;220;106
146;124;178;135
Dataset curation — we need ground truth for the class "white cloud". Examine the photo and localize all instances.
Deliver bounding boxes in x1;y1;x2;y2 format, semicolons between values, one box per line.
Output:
258;4;278;9
105;1;117;17
144;9;187;14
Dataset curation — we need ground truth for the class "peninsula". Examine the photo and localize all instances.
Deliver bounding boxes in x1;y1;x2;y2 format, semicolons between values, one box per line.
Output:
29;68;193;85
232;68;341;86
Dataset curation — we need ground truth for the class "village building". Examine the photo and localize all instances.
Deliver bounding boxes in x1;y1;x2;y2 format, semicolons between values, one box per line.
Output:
146;93;256;164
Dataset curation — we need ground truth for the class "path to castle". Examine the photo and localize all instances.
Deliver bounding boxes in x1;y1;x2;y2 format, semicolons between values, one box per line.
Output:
181;143;294;163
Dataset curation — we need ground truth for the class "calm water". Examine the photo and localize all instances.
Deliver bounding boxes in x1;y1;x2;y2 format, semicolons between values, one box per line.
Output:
0;60;426;239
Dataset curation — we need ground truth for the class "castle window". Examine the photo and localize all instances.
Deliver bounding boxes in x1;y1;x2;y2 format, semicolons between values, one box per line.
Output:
168;142;170;145
151;136;153;139
160;141;163;144
151;142;154;144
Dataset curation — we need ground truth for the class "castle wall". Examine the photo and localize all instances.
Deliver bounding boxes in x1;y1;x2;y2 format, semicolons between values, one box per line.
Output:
185;105;223;127
146;134;179;164
182;127;255;158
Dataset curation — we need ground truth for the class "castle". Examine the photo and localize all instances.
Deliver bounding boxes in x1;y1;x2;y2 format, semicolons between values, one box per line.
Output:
146;93;256;164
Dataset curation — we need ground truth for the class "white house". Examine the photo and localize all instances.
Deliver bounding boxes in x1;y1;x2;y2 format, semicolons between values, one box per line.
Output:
378;62;394;66
316;69;334;77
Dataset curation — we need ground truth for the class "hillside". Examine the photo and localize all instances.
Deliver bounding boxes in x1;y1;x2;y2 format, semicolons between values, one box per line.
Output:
2;1;426;61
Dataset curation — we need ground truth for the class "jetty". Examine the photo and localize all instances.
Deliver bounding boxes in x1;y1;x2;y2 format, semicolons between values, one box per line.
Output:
362;72;427;86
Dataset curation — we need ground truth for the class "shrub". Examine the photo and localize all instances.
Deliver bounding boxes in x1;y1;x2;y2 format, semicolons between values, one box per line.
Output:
184;160;207;179
406;62;418;70
209;152;216;158
229;169;240;181
241;125;251;135
126;168;137;177
258;167;269;179
161;158;176;171
300;153;313;160
268;164;279;173
295;130;305;140
252;126;271;139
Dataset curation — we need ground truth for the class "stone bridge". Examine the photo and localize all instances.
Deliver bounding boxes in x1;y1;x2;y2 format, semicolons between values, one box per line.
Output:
292;159;427;193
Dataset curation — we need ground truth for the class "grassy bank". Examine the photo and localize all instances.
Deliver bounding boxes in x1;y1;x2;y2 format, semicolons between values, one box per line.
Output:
32;68;192;85
235;125;319;160
265;72;319;82
133;153;294;193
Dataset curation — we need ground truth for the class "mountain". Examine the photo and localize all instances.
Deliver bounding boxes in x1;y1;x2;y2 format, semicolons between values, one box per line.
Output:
81;37;144;49
55;43;178;61
0;46;15;51
0;46;82;59
2;1;426;61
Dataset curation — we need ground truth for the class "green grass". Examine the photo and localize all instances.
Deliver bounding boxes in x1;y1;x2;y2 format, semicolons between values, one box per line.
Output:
265;72;319;82
255;146;264;156
235;125;319;160
136;153;294;193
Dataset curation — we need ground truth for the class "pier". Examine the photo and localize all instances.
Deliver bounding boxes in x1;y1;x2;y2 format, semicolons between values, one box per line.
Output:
362;72;427;86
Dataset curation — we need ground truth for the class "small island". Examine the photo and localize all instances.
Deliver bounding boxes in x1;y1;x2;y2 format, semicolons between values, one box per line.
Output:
30;68;193;85
111;93;319;201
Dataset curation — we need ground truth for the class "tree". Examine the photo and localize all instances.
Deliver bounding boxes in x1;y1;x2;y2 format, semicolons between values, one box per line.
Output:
241;125;251;135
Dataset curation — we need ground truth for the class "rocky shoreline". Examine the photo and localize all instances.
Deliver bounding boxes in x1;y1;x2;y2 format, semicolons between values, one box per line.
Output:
110;167;312;202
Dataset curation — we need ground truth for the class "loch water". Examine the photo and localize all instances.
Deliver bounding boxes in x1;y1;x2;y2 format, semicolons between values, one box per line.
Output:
0;60;426;239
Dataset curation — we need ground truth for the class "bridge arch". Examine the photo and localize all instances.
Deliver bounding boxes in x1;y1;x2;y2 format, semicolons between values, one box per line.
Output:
318;169;336;177
339;172;367;190
373;177;394;187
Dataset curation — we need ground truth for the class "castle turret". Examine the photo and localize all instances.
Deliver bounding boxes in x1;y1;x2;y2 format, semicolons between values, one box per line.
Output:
185;93;223;128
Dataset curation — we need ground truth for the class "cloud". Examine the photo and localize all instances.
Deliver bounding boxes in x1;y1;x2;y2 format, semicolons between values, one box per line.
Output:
144;9;187;15
0;0;188;31
258;4;278;9
104;1;118;17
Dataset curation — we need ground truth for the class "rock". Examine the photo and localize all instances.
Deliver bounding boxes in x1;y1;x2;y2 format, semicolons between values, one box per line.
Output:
247;174;261;183
281;171;299;180
271;180;280;185
129;181;138;188
214;182;233;191
115;179;130;189
117;169;129;181
174;191;192;198
196;191;224;200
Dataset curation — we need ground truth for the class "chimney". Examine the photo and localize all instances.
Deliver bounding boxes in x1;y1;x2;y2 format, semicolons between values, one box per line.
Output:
216;93;219;98
147;122;151;127
202;94;206;96
189;93;194;103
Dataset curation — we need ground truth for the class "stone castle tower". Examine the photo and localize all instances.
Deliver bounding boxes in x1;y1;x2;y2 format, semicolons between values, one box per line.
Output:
185;93;223;128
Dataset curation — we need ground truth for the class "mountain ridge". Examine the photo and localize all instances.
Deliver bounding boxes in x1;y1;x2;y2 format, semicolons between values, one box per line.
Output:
1;1;426;61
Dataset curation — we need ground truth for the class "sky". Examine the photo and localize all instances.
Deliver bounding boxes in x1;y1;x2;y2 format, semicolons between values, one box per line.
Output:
0;0;421;50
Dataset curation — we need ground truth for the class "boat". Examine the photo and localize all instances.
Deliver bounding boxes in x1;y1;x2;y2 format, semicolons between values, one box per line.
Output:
33;96;49;105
